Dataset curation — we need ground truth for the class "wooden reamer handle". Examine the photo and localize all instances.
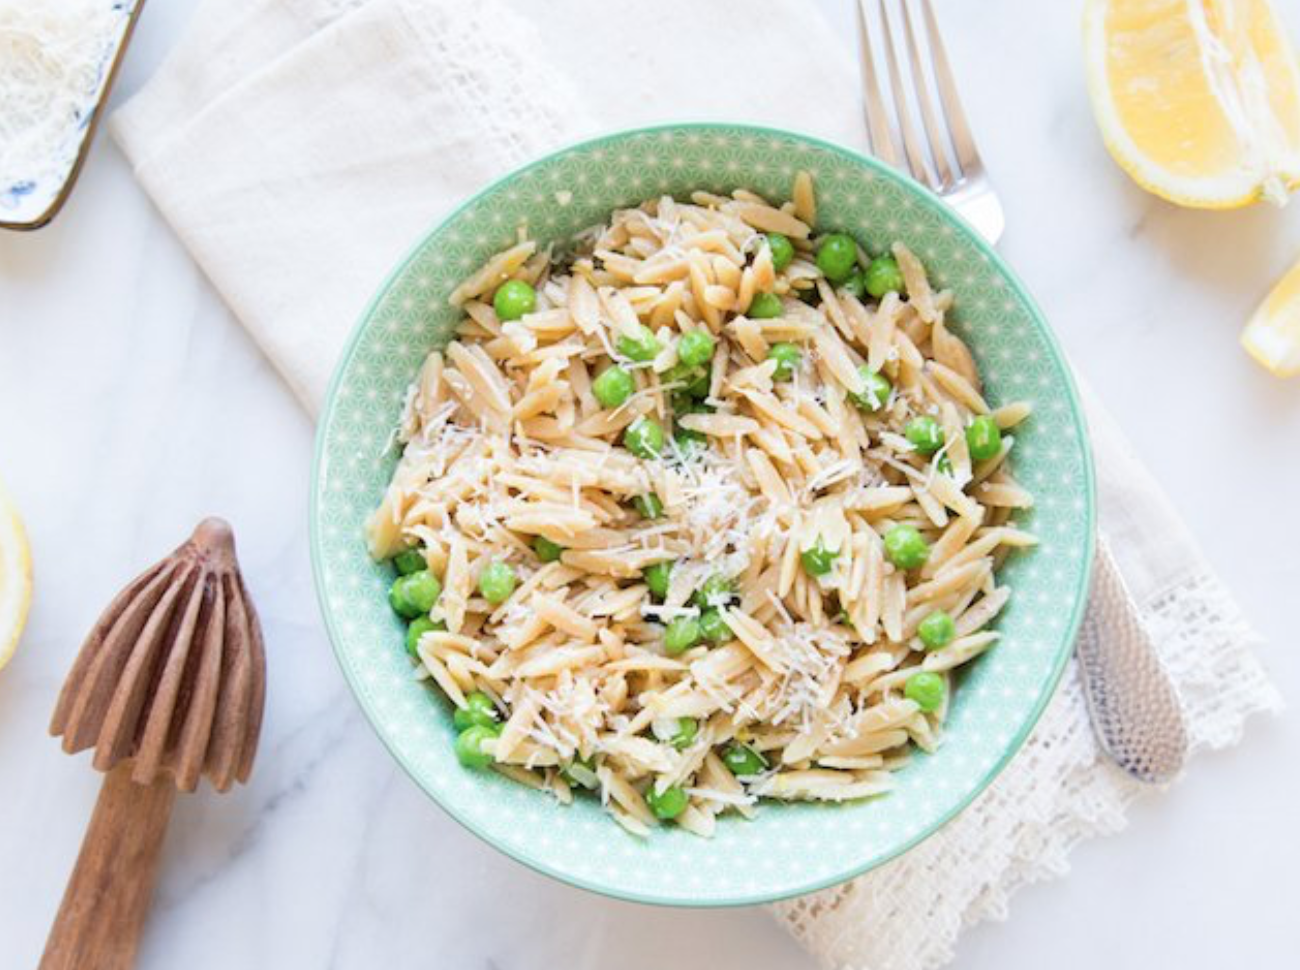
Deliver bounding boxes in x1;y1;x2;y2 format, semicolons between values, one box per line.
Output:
39;763;177;970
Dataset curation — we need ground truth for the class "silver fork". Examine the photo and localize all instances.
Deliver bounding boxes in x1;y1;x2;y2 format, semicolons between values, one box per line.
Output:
855;0;1005;243
854;0;1188;784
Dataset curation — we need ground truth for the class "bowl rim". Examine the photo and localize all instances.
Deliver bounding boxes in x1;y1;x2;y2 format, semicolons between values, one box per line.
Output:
310;121;1097;908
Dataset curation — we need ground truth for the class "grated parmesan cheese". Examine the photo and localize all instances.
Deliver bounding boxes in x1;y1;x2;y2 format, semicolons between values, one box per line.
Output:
0;0;130;212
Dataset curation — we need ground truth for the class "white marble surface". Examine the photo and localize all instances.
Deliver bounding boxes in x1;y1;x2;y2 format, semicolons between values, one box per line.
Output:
2;1;1297;967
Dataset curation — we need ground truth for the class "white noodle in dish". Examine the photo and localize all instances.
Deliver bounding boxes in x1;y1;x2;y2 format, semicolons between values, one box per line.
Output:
367;172;1035;837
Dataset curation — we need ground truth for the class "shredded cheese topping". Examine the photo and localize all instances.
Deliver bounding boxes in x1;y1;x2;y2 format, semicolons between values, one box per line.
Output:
0;0;129;211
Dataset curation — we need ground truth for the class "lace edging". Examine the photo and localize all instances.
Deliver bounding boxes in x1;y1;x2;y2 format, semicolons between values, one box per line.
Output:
770;569;1279;970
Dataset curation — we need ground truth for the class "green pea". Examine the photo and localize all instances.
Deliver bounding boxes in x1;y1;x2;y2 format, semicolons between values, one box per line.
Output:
766;232;795;271
493;279;536;321
692;574;736;609
905;671;946;713
664;616;701;655
633;493;664;519
796;284;820;306
686;368;711;398
865;255;905;298
405;615;444;658
617;324;661;362
389;569;442;619
644;561;673;599
918;610;957;650
677;328;716;368
722;743;768;777
623;415;665;459
454;723;500;768
670;717;698;750
699;608;731;643
667;363;710;400
935;454;953;475
646;783;689;820
849;366;892;412
840;269;867;300
748;292;783;319
674;425;707;453
966;415;1003;462
477;560;517;604
884;524;930;570
561;756;599;790
534;536;565;563
689;370;711;399
800;539;839;577
905;415;945;455
393;547;426;575
816;232;859;283
453;691;499;731
592;365;635;409
768;342;801;381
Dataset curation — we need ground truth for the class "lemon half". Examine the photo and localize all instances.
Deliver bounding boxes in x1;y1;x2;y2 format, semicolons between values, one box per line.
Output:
1085;0;1300;208
0;477;32;671
1242;257;1300;375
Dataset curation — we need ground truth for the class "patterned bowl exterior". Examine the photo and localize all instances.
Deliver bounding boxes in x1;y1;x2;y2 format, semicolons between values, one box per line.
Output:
310;124;1095;907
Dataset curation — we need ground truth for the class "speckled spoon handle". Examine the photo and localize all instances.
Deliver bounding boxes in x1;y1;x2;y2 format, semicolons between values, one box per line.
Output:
1076;537;1189;784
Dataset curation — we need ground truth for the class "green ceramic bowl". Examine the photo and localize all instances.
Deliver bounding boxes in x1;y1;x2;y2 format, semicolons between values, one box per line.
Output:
311;124;1095;907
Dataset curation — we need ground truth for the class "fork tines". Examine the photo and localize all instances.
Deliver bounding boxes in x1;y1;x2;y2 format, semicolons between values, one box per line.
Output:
855;0;981;195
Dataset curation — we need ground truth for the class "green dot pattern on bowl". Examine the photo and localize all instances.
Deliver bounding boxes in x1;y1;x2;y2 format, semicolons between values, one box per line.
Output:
310;124;1095;908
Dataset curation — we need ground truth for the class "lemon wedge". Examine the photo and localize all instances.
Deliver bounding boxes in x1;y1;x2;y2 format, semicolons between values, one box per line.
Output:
1085;0;1300;208
0;476;32;672
1242;256;1300;375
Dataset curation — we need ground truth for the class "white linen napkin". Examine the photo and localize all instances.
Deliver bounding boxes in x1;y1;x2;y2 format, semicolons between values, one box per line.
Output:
110;2;1281;968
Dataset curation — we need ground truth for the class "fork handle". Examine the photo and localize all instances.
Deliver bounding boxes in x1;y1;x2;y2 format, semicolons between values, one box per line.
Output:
39;762;177;970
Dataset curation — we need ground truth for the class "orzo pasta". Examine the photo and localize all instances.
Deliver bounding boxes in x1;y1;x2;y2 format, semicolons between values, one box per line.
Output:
367;172;1034;837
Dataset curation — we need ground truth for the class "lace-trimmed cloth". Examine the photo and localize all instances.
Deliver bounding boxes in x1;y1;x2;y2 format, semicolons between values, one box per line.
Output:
773;575;1276;969
772;388;1279;969
108;2;1281;968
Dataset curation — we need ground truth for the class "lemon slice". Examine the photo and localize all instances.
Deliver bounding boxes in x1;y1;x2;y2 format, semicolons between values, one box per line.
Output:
1242;256;1300;375
1085;0;1300;208
0;476;33;671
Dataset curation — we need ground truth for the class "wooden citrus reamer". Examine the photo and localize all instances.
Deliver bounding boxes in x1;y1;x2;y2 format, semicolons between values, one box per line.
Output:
41;518;265;970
